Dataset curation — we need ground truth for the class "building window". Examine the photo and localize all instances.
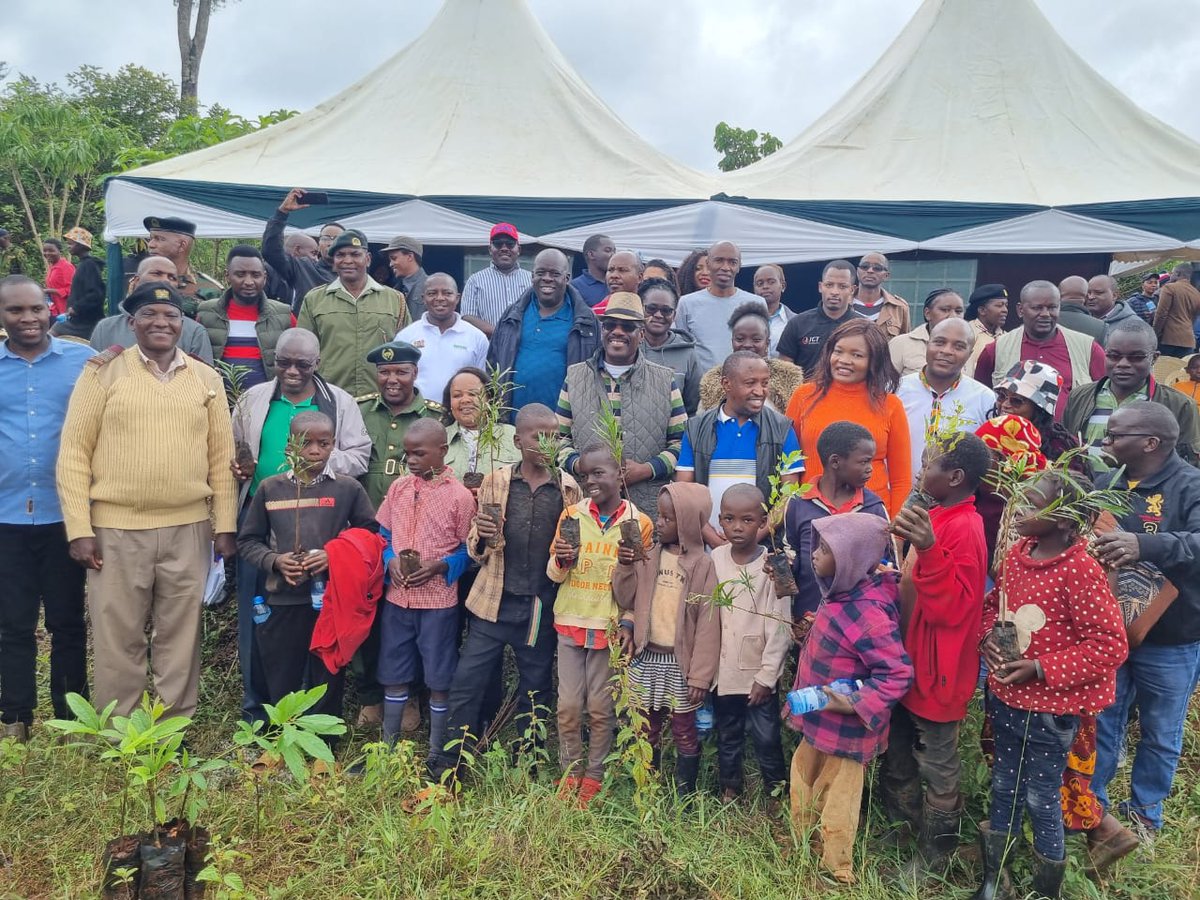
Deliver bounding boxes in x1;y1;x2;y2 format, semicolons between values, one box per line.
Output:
887;259;978;324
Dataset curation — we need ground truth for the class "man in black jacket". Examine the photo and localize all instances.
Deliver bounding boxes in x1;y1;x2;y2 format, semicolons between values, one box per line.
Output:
263;189;341;311
486;248;598;417
51;227;106;340
1092;401;1200;841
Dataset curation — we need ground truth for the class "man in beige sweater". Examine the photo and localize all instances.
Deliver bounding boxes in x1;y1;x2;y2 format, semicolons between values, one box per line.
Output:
57;281;238;718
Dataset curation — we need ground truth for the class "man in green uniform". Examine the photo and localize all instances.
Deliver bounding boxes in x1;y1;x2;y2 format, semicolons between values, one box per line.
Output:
353;339;442;727
143;216;222;317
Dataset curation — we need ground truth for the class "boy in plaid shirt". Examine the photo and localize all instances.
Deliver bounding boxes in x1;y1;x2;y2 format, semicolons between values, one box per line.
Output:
787;512;913;884
376;419;476;753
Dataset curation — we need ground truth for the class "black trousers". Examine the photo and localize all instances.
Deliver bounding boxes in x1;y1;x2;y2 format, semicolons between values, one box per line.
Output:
254;603;343;718
714;690;788;794
0;523;87;725
433;592;555;770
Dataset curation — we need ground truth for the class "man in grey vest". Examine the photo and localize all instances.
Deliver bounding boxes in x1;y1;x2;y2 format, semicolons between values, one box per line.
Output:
555;292;686;521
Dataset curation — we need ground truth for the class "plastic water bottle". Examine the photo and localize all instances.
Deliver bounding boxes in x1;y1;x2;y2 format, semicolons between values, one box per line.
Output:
310;578;326;611
787;679;862;716
252;595;271;625
695;699;714;738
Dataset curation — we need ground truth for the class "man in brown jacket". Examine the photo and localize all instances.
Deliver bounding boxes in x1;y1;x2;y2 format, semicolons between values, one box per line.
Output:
1152;263;1200;357
853;252;910;338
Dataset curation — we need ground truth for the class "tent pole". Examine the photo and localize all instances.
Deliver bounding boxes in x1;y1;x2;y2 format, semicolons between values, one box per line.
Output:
105;241;123;316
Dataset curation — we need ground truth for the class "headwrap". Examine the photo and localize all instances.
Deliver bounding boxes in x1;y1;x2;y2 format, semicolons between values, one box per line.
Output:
974;415;1048;470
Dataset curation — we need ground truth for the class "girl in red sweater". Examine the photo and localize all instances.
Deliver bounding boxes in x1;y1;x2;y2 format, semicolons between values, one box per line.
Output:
879;433;991;877
976;473;1128;900
785;318;911;516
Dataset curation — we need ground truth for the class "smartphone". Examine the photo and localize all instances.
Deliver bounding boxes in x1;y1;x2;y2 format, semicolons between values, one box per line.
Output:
299;191;329;205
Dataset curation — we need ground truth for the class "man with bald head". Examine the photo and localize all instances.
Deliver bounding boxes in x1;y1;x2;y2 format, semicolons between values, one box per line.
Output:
753;264;794;356
488;247;599;415
1091;400;1200;843
88;256;214;362
1057;274;1106;342
676;240;763;371
974;280;1105;418
853;251;910;337
1086;274;1138;342
395;273;488;401
284;232;319;262
897;318;995;480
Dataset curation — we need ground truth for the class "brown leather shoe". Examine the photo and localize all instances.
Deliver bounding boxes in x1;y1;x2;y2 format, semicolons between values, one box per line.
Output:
355;703;383;727
401;700;422;732
2;722;29;743
1086;813;1139;877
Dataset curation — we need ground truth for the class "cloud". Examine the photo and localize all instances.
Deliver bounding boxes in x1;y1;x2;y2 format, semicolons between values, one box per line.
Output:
2;0;1198;173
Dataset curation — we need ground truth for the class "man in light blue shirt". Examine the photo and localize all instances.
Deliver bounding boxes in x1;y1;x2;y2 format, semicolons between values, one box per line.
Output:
0;275;95;742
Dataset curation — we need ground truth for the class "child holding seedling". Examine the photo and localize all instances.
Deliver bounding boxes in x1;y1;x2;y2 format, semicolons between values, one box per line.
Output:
711;484;792;804
375;418;476;752
548;441;653;808
976;472;1127;900
784;421;886;630
613;482;720;795
238;411;377;718
788;512;913;885
879;432;990;876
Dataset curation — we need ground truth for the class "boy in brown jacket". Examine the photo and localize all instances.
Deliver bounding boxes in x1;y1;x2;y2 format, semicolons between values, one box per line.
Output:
614;482;720;794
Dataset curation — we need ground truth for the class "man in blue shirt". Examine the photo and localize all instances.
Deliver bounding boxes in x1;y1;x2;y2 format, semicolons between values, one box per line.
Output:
569;233;614;306
0;275;95;742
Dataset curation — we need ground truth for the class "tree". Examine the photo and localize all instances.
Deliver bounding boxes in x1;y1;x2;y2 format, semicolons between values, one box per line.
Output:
115;107;297;172
175;0;235;117
68;64;179;145
713;121;783;172
0;78;130;241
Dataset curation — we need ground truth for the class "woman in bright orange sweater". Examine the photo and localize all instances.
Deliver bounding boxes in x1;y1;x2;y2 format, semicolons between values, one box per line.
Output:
786;318;912;516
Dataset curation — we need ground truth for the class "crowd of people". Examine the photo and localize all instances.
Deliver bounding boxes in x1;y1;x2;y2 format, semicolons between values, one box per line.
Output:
3;191;1200;897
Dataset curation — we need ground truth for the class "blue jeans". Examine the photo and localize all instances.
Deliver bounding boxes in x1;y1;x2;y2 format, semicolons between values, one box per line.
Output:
1094;640;1200;830
987;693;1078;860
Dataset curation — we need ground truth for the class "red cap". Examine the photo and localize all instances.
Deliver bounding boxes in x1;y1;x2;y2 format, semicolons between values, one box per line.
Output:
490;222;519;242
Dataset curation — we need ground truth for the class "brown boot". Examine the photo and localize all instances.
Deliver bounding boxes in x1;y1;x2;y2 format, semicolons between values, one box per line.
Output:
1085;813;1139;878
355;703;383;727
401;700;422;732
2;722;29;743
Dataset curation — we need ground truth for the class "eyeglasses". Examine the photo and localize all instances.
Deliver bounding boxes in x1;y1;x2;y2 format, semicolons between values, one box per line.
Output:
275;358;316;372
857;263;888;273
642;304;675;318
533;269;566;280
491;238;518;250
133;310;183;322
601;320;641;333
1101;432;1155;442
1104;352;1152;364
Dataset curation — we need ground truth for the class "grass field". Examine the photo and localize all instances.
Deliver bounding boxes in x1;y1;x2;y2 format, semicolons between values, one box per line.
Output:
1;600;1198;899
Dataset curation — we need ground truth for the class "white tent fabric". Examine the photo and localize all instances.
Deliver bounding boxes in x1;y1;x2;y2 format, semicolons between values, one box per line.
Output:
114;0;712;204
104;179;268;241
919;210;1182;255
538;201;917;266
721;0;1200;206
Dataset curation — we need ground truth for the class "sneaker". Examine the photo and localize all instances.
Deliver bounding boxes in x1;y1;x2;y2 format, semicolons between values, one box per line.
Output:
557;775;581;800
577;777;603;808
1;722;29;744
355;704;383;728
1124;810;1158;855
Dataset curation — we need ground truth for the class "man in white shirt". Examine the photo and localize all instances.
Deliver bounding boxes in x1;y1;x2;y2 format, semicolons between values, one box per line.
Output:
897;318;995;481
676;240;764;372
753;264;794;357
395;273;488;402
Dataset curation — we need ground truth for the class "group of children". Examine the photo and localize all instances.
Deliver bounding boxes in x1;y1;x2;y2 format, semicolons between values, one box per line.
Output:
236;400;1130;898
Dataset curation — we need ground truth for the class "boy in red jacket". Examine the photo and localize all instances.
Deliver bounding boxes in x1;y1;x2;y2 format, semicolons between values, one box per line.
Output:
880;433;991;876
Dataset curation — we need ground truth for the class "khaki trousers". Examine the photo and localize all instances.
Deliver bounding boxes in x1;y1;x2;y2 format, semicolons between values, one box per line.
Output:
88;522;212;719
556;633;616;781
790;739;865;883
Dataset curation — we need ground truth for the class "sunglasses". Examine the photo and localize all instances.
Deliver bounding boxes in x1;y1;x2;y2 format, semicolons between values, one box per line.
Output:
276;358;316;372
858;263;888;273
491;238;517;249
642;304;676;318
601;320;641;333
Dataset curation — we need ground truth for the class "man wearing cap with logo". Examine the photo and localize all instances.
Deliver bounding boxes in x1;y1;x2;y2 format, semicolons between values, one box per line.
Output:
555;291;685;520
57;281;237;719
297;229;409;398
395;273;488;402
460;224;533;337
385;235;428;321
144;216;222;316
88;256;214;362
51;227;107;341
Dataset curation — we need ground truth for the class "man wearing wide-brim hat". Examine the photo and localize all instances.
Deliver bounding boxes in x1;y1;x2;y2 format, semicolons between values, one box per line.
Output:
56;280;238;719
52;227;107;341
554;291;686;521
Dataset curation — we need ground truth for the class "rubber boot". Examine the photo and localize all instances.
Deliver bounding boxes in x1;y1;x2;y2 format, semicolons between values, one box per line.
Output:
907;798;961;878
674;753;701;796
1030;848;1066;899
970;823;1016;900
650;746;662;775
878;775;922;830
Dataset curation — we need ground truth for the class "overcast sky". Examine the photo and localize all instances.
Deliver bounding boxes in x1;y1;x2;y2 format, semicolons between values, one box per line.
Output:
3;0;1199;171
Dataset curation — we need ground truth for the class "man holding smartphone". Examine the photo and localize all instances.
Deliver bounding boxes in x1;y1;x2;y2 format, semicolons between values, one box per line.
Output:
263;188;342;310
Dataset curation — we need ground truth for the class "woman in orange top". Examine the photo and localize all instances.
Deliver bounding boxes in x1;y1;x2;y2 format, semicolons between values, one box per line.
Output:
785;318;912;516
1175;354;1200;410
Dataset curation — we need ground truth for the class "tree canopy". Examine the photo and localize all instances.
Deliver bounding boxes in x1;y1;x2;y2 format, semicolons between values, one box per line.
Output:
713;121;783;172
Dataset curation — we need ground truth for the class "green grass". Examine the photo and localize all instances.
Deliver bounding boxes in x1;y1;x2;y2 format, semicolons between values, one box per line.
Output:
1;601;1198;898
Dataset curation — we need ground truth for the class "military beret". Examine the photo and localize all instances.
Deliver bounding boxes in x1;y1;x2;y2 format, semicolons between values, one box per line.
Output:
124;280;184;314
367;340;421;366
329;229;369;254
143;216;197;238
968;283;1008;305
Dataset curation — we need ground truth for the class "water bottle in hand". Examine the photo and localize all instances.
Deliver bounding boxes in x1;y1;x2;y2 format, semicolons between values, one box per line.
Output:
252;595;271;625
695;699;714;738
310;578;326;611
787;679;862;716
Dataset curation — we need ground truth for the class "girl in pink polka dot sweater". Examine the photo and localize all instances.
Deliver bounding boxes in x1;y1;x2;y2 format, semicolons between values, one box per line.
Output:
975;473;1128;899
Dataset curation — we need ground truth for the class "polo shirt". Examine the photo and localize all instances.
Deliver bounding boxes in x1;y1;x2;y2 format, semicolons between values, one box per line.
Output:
251;393;318;492
1083;381;1149;470
570;271;608;306
896;369;996;480
512;300;573;413
677;406;803;525
395;313;489;403
0;337;96;525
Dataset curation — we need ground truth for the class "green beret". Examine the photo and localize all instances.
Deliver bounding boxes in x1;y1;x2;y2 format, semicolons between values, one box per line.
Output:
367;340;420;366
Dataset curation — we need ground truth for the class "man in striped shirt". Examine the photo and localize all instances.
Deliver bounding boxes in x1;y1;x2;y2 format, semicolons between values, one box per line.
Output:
460;223;532;337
